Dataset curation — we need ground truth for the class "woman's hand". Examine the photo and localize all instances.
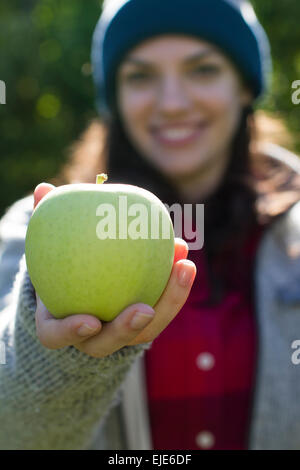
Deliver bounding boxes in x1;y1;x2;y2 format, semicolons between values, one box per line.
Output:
33;183;197;358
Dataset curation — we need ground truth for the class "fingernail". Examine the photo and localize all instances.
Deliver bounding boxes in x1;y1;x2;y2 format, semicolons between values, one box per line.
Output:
34;182;48;191
178;260;196;287
77;323;98;337
130;311;155;330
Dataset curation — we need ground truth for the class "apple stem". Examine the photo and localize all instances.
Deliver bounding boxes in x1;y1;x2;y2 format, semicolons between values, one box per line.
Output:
96;173;108;185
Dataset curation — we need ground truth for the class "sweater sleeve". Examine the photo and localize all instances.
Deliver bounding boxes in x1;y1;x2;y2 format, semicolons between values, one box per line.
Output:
0;195;151;450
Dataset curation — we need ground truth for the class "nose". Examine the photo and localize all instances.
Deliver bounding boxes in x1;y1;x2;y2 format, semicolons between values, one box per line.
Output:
156;75;190;115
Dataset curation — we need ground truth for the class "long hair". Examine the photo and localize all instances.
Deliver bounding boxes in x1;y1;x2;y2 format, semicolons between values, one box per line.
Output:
52;107;300;305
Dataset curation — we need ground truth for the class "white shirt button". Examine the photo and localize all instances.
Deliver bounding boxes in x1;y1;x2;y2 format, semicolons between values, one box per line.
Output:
195;431;215;449
196;352;215;371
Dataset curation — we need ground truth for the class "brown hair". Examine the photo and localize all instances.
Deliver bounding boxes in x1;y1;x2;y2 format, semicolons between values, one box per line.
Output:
51;107;300;305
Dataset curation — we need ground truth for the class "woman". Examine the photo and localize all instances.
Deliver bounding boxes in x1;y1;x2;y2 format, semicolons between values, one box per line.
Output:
1;0;300;450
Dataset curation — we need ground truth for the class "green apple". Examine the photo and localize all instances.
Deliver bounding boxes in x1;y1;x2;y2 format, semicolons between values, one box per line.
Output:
25;174;175;321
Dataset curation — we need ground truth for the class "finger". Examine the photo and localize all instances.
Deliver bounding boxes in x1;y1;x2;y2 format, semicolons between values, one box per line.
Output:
35;240;188;353
74;239;189;358
35;294;102;349
127;258;196;345
173;237;188;264
74;303;156;358
33;182;55;210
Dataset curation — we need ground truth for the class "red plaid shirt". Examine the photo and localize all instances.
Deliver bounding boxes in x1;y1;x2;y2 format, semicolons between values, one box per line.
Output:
145;222;265;450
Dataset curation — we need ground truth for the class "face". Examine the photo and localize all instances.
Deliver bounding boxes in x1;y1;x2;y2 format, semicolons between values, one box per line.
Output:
116;35;252;182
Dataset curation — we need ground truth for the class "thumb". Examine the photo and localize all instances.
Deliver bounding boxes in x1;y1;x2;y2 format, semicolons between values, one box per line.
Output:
33;182;55;210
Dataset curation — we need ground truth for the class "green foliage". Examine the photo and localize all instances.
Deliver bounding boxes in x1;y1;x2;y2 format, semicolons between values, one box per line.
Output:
251;0;300;140
0;0;299;217
0;0;102;216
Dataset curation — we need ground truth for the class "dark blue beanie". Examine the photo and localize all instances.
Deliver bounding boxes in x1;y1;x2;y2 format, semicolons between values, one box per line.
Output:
91;0;272;117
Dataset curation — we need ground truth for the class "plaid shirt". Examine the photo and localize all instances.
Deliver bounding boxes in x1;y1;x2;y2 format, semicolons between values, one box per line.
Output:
145;222;265;450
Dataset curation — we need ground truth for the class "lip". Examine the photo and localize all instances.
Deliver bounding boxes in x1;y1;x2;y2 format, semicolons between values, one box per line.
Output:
151;123;208;148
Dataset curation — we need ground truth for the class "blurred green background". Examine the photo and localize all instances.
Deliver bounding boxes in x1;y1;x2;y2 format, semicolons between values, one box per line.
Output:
0;0;300;218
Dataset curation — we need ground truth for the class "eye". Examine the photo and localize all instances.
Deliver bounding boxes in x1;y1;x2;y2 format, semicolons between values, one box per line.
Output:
125;71;153;83
191;64;221;77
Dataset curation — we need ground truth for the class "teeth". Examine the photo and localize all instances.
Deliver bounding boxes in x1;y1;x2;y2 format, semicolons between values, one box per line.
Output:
158;128;196;140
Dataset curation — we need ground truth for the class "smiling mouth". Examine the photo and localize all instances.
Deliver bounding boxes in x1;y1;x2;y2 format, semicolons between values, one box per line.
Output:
152;124;208;147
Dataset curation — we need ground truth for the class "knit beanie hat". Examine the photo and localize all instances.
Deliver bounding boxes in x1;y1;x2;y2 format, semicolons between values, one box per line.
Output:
91;0;272;118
